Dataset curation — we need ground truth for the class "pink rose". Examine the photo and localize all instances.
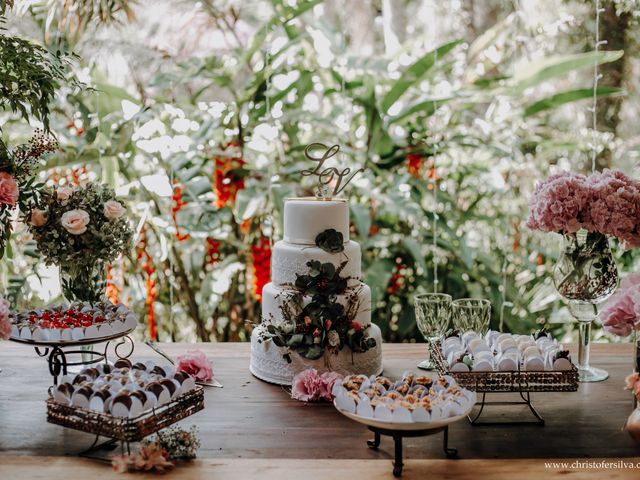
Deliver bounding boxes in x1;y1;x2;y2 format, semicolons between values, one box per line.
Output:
0;172;19;206
625;373;640;391
57;187;74;202
30;208;48;227
104;200;125;220
61;209;90;235
319;371;343;401
176;350;213;381
291;368;323;402
0;298;11;340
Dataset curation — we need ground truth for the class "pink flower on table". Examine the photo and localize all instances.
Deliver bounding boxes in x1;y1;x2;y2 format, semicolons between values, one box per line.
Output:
176;349;213;382
601;280;640;337
625;373;640;391
291;368;323;402
0;297;11;340
111;455;133;473
319;371;343;401
526;171;590;234
0;172;19;206
61;209;90;235
132;443;174;473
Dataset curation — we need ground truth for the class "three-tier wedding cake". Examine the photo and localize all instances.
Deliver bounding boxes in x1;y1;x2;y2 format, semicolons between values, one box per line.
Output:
250;197;383;385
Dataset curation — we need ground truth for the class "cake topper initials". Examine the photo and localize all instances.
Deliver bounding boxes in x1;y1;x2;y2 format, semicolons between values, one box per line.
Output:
301;143;364;198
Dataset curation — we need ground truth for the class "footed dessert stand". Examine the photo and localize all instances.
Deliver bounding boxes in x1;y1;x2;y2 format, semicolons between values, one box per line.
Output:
10;329;135;385
367;425;457;477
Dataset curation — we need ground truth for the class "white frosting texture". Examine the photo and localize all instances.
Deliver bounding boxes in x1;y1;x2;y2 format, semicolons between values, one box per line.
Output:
283;198;349;245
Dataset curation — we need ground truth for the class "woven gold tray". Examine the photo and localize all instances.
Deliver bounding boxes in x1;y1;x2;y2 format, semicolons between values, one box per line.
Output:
428;342;578;393
47;386;204;442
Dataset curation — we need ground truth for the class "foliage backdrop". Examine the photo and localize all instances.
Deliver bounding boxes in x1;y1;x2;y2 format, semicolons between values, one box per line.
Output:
1;0;639;344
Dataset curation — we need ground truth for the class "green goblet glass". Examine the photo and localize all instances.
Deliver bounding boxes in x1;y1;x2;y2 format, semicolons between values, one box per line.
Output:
452;298;491;334
415;293;452;370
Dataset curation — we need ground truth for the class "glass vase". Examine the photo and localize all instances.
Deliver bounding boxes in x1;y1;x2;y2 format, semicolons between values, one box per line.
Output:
552;230;618;383
59;261;107;303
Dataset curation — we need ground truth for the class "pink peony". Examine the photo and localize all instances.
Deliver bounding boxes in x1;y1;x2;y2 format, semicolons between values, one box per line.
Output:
291;368;324;402
0;172;19;206
175;350;213;382
0;298;10;340
319;371;343;401
526;171;590;234
600;277;640;337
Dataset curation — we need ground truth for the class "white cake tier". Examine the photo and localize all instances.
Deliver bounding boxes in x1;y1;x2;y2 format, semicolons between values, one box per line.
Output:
262;281;372;328
284;198;349;245
250;322;383;385
271;240;362;287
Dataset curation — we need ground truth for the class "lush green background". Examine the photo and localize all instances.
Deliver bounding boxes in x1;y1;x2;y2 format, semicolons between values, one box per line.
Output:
1;0;639;344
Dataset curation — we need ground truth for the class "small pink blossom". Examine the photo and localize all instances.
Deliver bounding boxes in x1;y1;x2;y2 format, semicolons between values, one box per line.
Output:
29;208;48;227
601;277;640;337
319;371;343;401
291;368;323;402
104;200;125;220
56;187;73;202
625;373;640;391
0;172;19;206
0;298;11;340
176;350;213;382
112;444;174;474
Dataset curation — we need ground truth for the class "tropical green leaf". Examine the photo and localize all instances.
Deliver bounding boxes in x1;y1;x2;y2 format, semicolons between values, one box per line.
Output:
524;86;624;116
381;39;463;113
512;50;624;93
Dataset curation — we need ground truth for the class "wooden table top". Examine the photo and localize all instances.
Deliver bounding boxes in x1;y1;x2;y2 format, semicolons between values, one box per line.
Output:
1;341;639;479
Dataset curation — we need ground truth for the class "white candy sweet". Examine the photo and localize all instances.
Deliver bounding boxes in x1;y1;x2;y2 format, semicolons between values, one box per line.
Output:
355;397;374;418
48;329;61;342
32;328;47;342
523;345;541;358
524;356;545;371
553;357;573;371
391;406;413;423
71;327;85;341
472;358;493;372
124;313;138;330
450;363;470;372
97;323;115;338
474;350;493;362
497;355;517;371
84;325;100;339
411;407;431;422
10;325;19;338
61;329;73;342
373;403;392;421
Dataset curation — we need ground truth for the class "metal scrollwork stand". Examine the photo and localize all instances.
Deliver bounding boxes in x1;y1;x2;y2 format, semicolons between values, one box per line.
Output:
11;330;135;385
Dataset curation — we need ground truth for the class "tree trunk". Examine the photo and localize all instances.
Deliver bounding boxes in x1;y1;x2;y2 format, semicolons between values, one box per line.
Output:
594;3;630;170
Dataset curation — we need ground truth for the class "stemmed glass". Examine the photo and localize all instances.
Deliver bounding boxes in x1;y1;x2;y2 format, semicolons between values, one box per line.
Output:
452;298;491;334
415;293;452;370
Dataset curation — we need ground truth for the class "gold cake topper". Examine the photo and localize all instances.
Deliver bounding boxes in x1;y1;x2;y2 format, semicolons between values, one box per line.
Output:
301;143;365;199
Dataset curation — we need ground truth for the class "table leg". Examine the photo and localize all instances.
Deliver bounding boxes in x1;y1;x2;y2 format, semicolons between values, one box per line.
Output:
443;426;458;458
392;435;403;477
367;431;380;450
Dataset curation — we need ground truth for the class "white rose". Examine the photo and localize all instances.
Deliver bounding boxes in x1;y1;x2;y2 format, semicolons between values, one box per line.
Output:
328;330;340;347
103;200;125;220
61;209;90;235
30;208;48;227
57;187;74;202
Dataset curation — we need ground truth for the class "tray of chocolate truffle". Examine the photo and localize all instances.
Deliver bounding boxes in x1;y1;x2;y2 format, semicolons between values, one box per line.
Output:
47;358;204;442
332;372;476;430
9;301;138;345
429;330;578;392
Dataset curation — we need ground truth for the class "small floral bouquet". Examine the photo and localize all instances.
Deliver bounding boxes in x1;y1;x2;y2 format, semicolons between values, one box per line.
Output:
600;273;640;337
0;130;57;257
527;169;640;248
112;426;200;474
27;182;133;268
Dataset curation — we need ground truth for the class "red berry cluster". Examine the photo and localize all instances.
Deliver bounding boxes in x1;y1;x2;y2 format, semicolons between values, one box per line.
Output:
205;238;221;266
387;263;408;295
31;309;103;330
136;226;157;340
251;236;271;302
14;129;58;165
213;141;245;209
171;183;190;241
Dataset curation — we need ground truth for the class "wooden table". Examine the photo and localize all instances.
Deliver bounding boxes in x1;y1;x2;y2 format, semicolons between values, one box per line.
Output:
1;342;639;479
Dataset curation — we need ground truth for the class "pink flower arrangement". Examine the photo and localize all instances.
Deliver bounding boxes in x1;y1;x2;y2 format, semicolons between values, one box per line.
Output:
527;169;640;247
175;350;214;382
600;273;640;337
0;297;11;340
0;172;19;206
291;368;343;402
625;372;640;401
